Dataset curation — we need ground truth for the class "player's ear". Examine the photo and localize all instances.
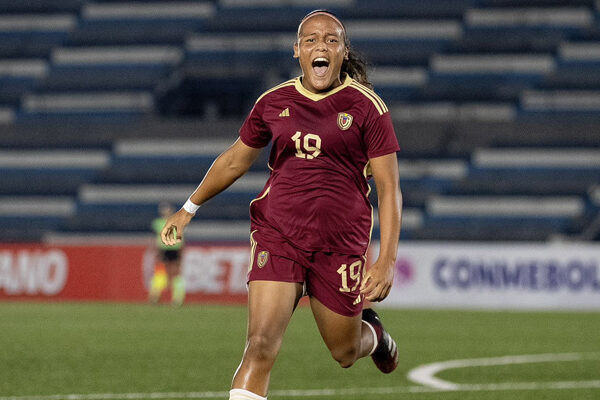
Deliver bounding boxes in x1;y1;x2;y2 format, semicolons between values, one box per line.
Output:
344;46;349;60
293;42;299;58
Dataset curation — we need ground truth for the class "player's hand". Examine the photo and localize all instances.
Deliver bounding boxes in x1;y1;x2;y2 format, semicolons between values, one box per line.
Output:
360;258;395;302
160;208;194;246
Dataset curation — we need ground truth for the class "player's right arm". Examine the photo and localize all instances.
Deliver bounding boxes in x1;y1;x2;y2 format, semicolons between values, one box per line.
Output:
160;138;262;246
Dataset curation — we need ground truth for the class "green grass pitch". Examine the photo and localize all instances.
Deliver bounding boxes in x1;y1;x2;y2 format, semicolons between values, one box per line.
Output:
1;302;599;400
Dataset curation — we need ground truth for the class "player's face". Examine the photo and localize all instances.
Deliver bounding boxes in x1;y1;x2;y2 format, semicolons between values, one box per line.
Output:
294;15;348;93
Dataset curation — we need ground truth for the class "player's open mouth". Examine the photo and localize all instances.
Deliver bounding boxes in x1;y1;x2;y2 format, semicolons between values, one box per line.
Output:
312;57;329;77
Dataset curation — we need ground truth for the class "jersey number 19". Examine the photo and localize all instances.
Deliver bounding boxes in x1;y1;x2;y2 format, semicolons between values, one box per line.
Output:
292;131;322;159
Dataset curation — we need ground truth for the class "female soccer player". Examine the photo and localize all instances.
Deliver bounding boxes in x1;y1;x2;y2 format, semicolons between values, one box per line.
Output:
161;10;402;400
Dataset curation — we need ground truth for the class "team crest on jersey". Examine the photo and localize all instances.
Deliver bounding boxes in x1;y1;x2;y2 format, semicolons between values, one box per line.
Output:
257;251;269;268
337;112;353;131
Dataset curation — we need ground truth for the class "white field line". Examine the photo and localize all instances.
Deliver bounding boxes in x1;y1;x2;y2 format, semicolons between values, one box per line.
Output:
2;380;600;400
407;352;600;390
3;352;599;400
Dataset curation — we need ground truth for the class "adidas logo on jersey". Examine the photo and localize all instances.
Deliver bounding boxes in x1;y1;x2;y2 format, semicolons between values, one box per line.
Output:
279;108;290;117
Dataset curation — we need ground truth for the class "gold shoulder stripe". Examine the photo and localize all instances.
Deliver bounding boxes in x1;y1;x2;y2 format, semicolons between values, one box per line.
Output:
350;83;384;115
255;80;295;104
350;82;389;115
351;81;388;113
350;82;388;115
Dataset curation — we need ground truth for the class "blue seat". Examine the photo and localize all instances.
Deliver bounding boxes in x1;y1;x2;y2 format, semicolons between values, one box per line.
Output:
0;60;45;105
39;65;172;91
0;31;70;58
352;0;476;18
0;215;67;230
19;91;154;121
413;218;568;241
156;72;264;116
420;74;542;102
424;194;586;238
0;149;108;195
184;34;296;79
102;154;268;184
386;178;454;208
357;39;452;67
449;169;598;197
464;6;593;35
65;200;252;233
452;28;567;53
348;20;462;66
72;2;215;45
70;20;205;46
64;203;157;232
477;0;593;6
0;169;101;195
0;0;83;13
206;7;320;33
0;14;74;57
101;156;215;184
0;194;75;239
540;64;600;90
0;77;38;105
422;52;553;101
0;106;13;123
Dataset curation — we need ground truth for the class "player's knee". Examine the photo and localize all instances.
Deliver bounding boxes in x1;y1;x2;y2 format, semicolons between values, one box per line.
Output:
244;334;280;363
330;344;359;368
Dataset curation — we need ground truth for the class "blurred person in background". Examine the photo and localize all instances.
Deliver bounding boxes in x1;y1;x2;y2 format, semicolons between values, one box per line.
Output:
161;9;402;400
149;202;185;306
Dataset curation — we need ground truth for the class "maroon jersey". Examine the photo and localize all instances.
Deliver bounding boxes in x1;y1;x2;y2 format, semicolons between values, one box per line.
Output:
240;74;400;255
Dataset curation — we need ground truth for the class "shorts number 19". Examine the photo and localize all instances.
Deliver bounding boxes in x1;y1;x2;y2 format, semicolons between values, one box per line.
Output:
337;260;362;293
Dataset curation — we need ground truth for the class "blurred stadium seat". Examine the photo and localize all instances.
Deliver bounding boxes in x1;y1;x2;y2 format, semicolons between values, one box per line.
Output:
0;0;598;243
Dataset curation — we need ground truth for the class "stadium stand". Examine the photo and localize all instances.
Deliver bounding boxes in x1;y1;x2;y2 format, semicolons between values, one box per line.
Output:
0;0;598;243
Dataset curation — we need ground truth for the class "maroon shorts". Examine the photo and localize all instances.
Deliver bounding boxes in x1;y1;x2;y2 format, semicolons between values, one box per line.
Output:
247;230;366;317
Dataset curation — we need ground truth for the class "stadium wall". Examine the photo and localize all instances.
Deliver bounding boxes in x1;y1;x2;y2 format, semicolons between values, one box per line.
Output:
0;242;598;310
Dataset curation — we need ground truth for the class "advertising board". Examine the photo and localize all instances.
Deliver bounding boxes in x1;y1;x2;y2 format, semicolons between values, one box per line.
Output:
378;242;600;310
2;242;598;310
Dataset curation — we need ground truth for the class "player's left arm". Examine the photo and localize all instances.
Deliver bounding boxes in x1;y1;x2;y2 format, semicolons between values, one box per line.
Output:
360;152;402;302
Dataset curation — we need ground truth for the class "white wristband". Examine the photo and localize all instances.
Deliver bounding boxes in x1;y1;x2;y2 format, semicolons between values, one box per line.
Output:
182;199;200;215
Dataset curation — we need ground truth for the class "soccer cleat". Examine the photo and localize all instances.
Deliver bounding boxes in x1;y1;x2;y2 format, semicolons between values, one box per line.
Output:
362;308;398;373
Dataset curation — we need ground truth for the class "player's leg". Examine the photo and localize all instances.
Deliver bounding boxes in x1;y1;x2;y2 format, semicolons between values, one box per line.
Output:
231;280;303;399
310;296;374;367
149;258;168;303
311;298;399;373
307;252;398;372
165;252;185;306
